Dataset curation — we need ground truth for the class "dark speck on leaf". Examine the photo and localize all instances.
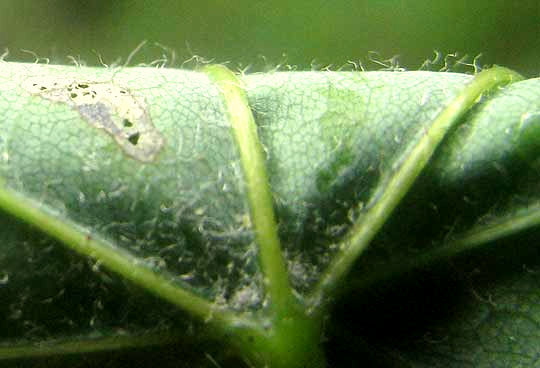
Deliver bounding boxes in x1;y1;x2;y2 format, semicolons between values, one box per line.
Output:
128;132;140;145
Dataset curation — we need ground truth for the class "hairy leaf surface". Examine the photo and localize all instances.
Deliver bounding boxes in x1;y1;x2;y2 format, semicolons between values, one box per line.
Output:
0;62;539;367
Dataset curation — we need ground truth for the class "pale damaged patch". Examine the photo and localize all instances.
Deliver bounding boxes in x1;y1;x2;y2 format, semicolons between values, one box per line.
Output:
21;75;165;163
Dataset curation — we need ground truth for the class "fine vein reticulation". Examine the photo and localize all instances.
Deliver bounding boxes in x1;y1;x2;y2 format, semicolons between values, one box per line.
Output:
0;62;528;367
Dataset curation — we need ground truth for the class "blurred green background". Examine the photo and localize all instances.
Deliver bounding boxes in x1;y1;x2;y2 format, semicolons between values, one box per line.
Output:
0;1;538;74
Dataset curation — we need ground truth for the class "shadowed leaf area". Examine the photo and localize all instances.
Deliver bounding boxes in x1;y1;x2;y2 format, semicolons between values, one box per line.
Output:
0;62;539;367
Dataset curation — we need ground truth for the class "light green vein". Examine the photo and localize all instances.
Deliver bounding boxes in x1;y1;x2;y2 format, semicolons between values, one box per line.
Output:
340;202;540;295
0;184;257;333
203;65;295;317
310;66;524;306
0;333;182;360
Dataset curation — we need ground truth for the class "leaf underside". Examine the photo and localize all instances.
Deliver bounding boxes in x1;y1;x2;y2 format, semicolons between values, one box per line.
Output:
0;62;539;367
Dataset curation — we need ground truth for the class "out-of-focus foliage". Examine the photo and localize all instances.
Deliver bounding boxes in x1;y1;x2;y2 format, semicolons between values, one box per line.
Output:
0;0;538;75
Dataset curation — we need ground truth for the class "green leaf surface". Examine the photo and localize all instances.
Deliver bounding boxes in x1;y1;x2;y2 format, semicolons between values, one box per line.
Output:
0;61;539;367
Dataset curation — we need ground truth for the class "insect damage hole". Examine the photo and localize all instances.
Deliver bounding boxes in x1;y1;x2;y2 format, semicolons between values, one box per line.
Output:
21;75;165;163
